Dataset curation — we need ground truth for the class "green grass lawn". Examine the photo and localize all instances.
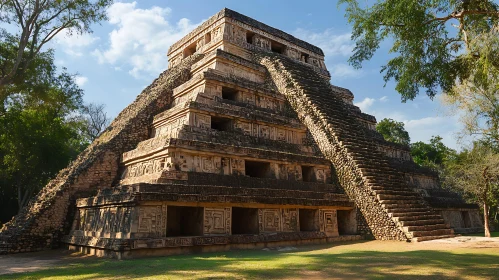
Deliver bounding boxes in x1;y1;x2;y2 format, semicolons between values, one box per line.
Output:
2;240;499;280
465;231;499;238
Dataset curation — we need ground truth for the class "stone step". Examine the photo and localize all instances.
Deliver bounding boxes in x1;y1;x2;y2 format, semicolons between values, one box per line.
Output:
393;214;442;222
409;228;454;238
388;207;431;214
383;203;426;210
403;223;449;232
378;195;419;202
412;234;455;242
399;218;445;226
374;190;416;196
370;185;409;190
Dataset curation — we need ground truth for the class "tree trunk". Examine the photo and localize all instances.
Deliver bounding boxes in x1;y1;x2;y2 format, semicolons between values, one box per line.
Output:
484;202;491;238
17;182;23;213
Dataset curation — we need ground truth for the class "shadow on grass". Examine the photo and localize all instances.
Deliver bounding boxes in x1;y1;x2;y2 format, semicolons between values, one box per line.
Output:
3;242;499;280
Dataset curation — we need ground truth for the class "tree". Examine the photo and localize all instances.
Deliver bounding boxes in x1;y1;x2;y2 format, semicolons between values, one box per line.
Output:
411;136;456;169
0;51;88;221
80;103;111;141
442;142;499;237
376;118;410;145
442;28;499;145
339;0;499;101
0;0;112;98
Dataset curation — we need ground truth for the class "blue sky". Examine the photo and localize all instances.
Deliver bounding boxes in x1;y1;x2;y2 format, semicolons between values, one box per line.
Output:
49;0;463;149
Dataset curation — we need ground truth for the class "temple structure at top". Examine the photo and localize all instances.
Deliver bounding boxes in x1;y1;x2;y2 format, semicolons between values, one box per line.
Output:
0;8;482;259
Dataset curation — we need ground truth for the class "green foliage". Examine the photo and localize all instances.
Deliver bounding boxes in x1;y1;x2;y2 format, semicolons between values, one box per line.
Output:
375;118;410;145
0;34;59;106
0;52;88;223
0;0;112;94
442;141;499;236
339;0;499;101
411;136;456;169
443;29;499;145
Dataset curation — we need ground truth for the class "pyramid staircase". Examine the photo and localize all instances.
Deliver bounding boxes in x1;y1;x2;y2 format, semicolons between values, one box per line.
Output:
258;53;454;241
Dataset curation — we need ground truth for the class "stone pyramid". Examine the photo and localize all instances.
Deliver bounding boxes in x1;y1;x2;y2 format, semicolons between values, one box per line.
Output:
0;8;482;258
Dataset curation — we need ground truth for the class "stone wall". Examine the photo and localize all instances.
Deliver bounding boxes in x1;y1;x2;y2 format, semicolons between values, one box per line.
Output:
0;54;204;254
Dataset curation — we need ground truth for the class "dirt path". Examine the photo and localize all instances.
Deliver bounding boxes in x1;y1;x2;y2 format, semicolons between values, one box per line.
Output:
0;249;86;275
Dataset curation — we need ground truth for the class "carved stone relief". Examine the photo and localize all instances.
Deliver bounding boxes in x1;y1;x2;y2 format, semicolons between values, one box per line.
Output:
154;115;188;137
316;169;326;183
309;57;321;68
221;157;230;175
235;121;252;136
253;34;271;50
230;158;245;175
212;26;222;40
79;207;132;234
138;206;164;236
277;128;286;142
196;37;206;51
242;92;255;105
320;210;338;236
285;47;301;60
204;207;231;235
195;113;211;129
259;209;281;232
281;209;299;232
123;157;167;179
259;125;270;139
226;23;246;44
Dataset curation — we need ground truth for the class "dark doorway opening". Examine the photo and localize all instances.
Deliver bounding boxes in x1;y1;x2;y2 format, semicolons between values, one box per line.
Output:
299;209;319;231
246;32;255;44
301;52;309;63
245;160;271;178
166;206;203;237
301;166;315;182
232;207;259;234
337;210;357;235
271;41;285;54
211;116;232;131
461;211;471;228
222;86;238;101
183;42;197;58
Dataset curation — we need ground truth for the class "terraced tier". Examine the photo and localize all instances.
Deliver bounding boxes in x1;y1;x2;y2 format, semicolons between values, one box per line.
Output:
258;53;453;242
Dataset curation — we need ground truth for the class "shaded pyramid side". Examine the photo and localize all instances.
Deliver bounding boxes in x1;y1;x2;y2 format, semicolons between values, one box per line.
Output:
257;52;454;241
0;54;205;254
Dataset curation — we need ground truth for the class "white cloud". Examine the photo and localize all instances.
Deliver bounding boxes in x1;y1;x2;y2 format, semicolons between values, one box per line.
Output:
293;28;353;57
403;116;461;149
93;2;199;79
404;116;448;129
330;64;363;79
354;97;376;112
54;59;65;66
74;76;88;87
354;96;390;113
55;32;99;57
